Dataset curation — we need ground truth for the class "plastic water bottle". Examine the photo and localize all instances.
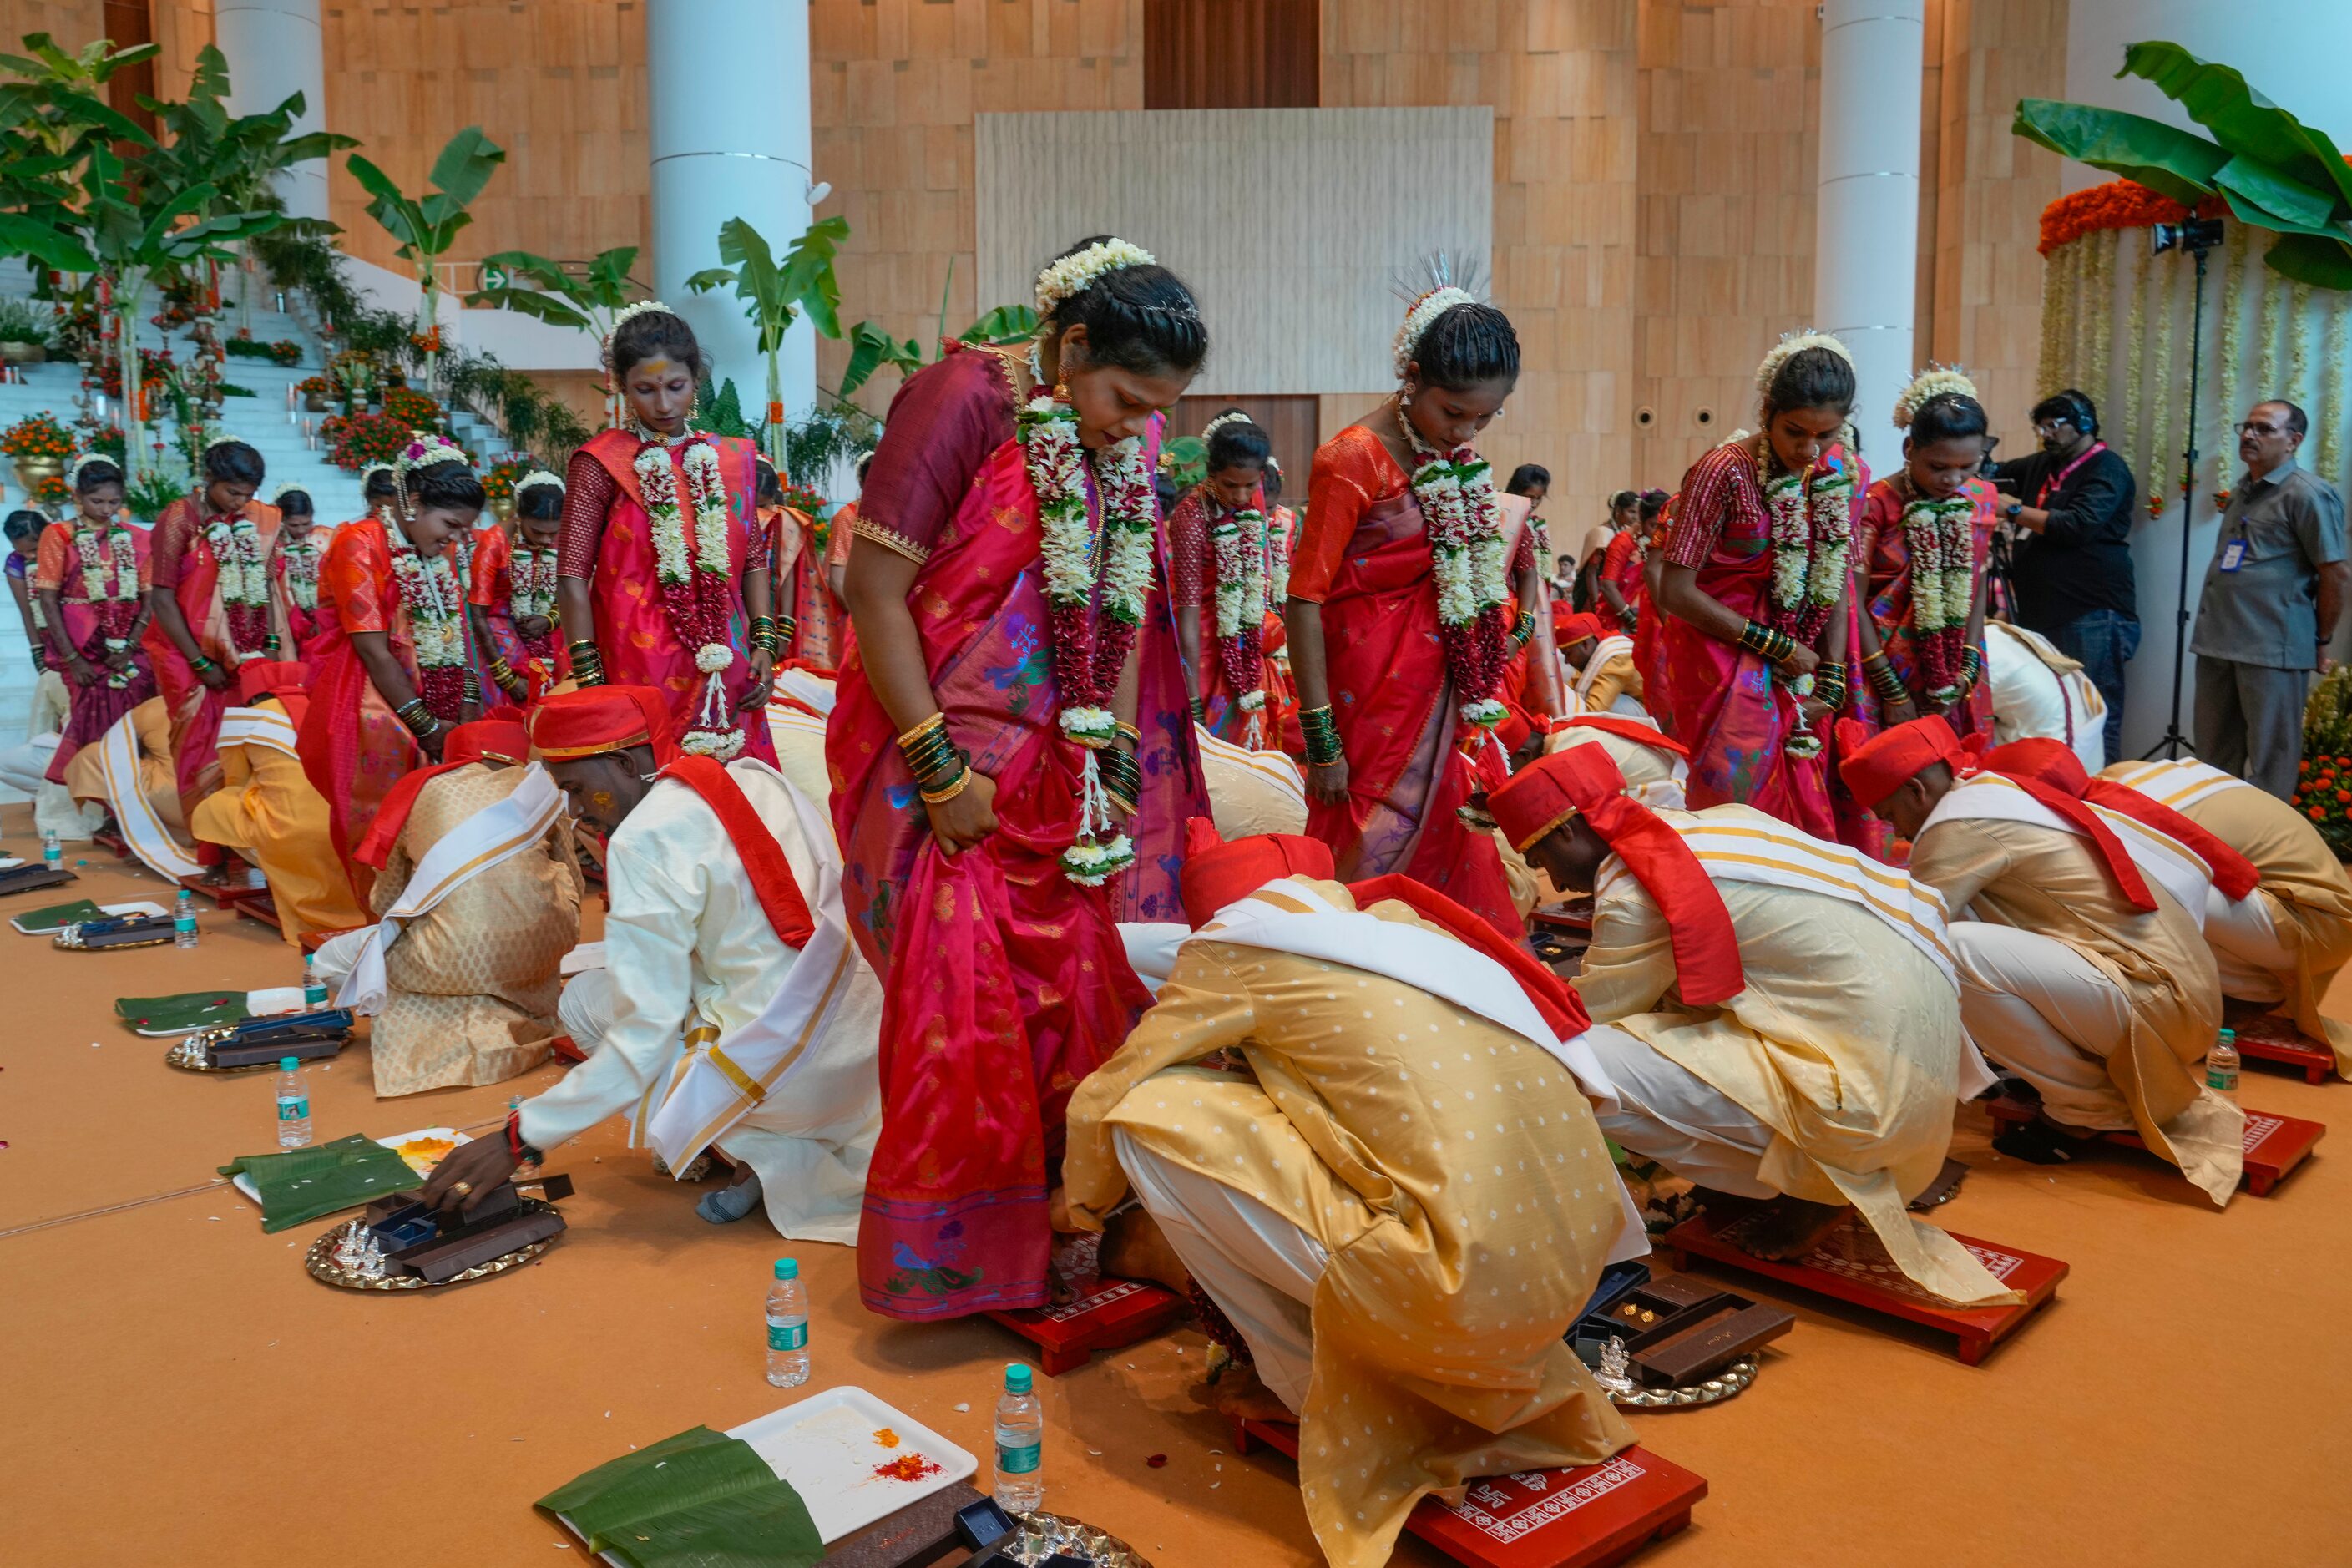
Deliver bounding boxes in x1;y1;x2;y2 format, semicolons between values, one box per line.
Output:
2206;1028;2240;1098
766;1257;810;1388
41;827;61;870
992;1362;1044;1514
303;954;330;1010
173;887;198;949
275;1056;313;1148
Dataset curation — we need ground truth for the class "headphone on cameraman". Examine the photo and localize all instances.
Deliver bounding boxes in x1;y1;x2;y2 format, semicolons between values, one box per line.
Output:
2056;389;2098;438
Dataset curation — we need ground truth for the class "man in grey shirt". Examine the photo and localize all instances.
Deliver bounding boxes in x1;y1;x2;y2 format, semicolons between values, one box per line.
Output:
2190;398;2349;797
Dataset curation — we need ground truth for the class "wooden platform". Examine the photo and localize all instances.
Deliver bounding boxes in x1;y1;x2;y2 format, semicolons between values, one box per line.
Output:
982;1278;1188;1377
2230;1014;2340;1085
1985;1096;2324;1196
1656;1211;2067;1365
1234;1419;1705;1568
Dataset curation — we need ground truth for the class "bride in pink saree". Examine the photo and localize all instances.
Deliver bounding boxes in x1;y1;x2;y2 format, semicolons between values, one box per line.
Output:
1650;333;1869;842
829;237;1211;1321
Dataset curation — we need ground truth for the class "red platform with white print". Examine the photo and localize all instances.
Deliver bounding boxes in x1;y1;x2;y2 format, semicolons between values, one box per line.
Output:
2228;1011;2339;1085
1656;1210;2066;1365
983;1278;1187;1377
1983;1095;2324;1196
1232;1418;1705;1568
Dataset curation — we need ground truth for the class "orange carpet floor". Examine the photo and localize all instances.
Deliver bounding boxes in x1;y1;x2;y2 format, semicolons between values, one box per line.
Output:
3;802;2348;1566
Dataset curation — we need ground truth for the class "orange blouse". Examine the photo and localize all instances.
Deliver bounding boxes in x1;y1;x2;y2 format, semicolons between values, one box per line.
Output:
1290;425;1408;604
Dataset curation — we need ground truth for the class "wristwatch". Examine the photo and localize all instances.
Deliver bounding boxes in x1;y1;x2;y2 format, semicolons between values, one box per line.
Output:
2004;501;2024;521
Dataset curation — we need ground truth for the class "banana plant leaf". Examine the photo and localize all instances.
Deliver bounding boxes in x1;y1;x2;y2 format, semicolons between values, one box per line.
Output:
2263;231;2352;290
426;124;505;208
2011;99;2226;207
2121;42;2352;218
537;1426;822;1568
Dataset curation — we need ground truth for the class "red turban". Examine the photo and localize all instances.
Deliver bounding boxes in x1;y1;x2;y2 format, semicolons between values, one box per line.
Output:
1835;716;1966;811
354;720;536;869
236;660;307;706
527;685;678;765
1983;740;2258;901
1180;817;1335;928
1554;611;1610;647
1554;714;1688;758
1490;746;1743;1007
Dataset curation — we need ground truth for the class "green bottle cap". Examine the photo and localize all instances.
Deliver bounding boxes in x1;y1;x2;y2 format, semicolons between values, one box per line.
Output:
279;1056;298;1071
1004;1362;1033;1393
2218;1029;2235;1044
774;1257;797;1280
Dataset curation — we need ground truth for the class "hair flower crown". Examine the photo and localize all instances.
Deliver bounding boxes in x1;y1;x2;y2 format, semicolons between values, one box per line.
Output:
1891;364;1980;429
394;431;471;487
1034;240;1156;315
1753;329;1855;397
513;469;566;499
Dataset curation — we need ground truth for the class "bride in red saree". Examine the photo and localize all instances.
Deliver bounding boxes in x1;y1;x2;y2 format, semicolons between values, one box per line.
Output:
830;235;1211;1321
1166;410;1297;751
1284;278;1536;938
144;438;284;822
296;436;487;902
554;306;778;763
1650;333;1868;841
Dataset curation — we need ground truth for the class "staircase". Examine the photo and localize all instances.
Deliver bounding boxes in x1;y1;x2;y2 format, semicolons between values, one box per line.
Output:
0;256;506;738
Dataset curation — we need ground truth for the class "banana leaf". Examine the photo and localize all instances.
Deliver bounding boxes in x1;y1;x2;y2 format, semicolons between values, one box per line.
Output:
2121;42;2352;218
2011;99;2225;206
219;1134;422;1232
2264;231;2352;291
114;989;251;1034
537;1426;822;1568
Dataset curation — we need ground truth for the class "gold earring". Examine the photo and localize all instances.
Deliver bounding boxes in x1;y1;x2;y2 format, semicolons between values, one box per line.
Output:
1054;379;1070;404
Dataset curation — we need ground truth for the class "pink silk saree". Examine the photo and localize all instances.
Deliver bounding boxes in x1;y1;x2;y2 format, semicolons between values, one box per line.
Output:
828;418;1208;1322
579;428;777;766
1652;440;1869;840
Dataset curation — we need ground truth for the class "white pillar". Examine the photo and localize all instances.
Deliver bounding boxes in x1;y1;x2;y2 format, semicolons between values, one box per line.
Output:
215;0;330;222
648;0;817;428
1813;0;1925;469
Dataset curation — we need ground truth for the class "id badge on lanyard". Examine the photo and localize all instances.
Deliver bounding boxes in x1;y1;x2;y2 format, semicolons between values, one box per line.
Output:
2220;534;2248;574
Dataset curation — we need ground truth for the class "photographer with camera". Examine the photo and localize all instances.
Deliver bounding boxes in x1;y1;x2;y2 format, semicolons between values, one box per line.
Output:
1993;389;2139;761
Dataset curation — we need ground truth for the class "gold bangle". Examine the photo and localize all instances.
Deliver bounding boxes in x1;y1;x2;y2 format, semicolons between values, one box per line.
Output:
896;712;947;748
1113;719;1141;745
919;766;973;805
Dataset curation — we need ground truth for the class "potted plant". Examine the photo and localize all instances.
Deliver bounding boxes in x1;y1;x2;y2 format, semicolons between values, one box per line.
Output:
296;373;333;412
3;410;75;501
480;454;534;524
0;299;54;364
2297;667;2352;862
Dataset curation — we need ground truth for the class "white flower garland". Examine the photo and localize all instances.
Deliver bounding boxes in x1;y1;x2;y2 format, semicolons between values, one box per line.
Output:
1899;491;1975;699
1211;504;1270;742
1759;459;1857;620
280;537;321;612
635;436;745;758
1891;366;1979;430
77;521;138;606
1401;417;1512;732
382;508;467;675
1034;239;1156;316
204;516;270;609
1020;393;1157;884
511;542;559;622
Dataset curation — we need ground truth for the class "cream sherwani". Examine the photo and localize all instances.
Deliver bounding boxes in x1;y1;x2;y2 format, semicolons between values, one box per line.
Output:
530;758;883;1243
1542;719;1687;810
1986;620;2107;771
1065;878;1635;1568
1565;634;1645;716
2105;756;2352;1073
366;762;582;1096
1909;772;2243;1203
1571;804;2013;1304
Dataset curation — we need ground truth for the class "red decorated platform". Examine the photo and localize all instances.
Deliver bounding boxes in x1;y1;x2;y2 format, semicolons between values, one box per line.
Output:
233;893;281;933
1656;1210;2066;1365
1234;1419;1705;1568
2228;1013;2339;1085
983;1278;1187;1377
1985;1095;2324;1196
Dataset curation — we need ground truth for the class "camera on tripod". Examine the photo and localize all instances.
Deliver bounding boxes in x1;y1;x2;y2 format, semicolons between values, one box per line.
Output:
2151;216;2224;256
